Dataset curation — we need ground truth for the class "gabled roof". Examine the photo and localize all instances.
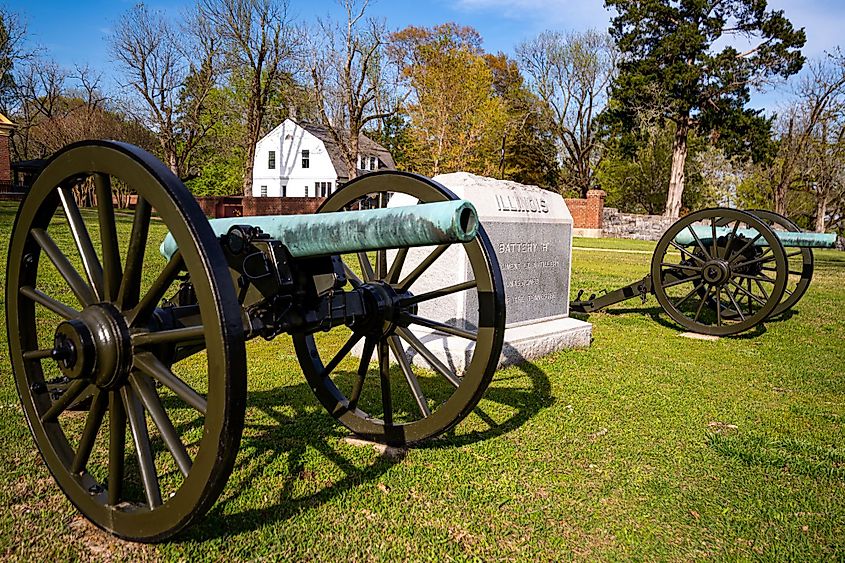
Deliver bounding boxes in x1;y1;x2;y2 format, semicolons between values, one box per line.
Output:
298;121;396;182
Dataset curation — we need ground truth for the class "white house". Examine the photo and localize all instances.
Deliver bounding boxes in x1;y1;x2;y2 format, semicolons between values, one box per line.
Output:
251;118;396;198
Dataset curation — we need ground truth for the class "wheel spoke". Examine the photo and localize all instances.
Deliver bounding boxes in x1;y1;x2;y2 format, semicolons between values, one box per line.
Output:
95;173;122;301
130;373;192;478
661;262;702;272
668;241;706;265
134;353;208;415
734;249;774;269
400;280;477;306
59;186;104;300
728;279;766;306
348;337;376;411
386;248;409;284
715;287;723;326
20;286;79;319
661;274;702;289
108;390;126;506
320;332;364;378
342;263;363;288
710;218;718;259
378;340;392;424
674;280;705;308
694;285;711;322
687;225;712;261
727;233;763;265
131;325;206;347
117;197;152;310
403;313;477;341
396;327;462;388
398;244;450;291
725;287;746;322
128;251;184;326
122;386;162;508
40;379;88;422
31;228;97;307
71;390;108;473
722;219;741;260
357;252;375;282
389;336;430;418
732;272;776;283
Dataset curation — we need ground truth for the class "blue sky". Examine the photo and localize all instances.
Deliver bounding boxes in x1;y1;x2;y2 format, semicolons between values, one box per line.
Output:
7;0;845;113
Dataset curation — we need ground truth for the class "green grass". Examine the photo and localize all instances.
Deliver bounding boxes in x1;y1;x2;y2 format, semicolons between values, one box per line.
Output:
1;201;844;560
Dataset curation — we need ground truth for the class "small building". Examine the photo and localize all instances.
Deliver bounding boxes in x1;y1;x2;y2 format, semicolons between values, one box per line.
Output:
251;119;395;198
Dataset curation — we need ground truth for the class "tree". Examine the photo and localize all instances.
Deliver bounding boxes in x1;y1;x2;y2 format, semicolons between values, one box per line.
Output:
484;52;559;188
198;0;296;195
0;6;28;101
110;4;221;180
306;0;400;181
390;23;508;177
605;0;805;217
516;29;616;196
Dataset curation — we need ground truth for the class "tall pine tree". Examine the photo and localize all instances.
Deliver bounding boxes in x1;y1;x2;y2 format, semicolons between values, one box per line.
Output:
605;0;805;217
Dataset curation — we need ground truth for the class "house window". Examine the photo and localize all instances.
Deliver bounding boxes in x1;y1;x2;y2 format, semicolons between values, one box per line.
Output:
370;156;377;171
302;149;310;168
282;185;287;197
260;185;267;197
268;151;276;170
359;154;365;169
327;182;333;194
305;185;309;197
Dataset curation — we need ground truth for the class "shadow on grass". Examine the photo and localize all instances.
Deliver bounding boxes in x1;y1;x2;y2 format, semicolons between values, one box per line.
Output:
179;345;551;542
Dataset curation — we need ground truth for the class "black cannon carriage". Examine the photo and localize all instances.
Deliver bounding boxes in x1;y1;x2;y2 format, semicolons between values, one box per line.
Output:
571;208;836;336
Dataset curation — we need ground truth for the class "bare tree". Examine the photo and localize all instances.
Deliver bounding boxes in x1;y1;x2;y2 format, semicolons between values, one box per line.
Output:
517;29;616;197
306;0;399;180
198;0;296;195
110;4;221;180
766;52;845;221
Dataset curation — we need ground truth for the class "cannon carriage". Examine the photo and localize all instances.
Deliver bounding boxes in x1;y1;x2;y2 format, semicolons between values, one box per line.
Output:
4;140;836;542
571;208;836;335
5;141;504;541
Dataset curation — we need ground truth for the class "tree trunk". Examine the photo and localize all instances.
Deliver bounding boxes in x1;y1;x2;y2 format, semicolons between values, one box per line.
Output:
347;132;360;180
664;116;689;218
815;195;828;232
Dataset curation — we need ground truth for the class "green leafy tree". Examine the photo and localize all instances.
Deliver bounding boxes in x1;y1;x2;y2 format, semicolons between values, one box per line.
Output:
390;24;508;177
605;0;805;217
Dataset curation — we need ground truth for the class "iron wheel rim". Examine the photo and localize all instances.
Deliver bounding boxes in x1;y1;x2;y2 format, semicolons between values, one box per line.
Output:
651;208;787;336
294;171;506;446
5;141;246;541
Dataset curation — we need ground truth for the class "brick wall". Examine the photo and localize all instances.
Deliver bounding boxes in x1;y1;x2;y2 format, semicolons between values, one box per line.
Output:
195;196;244;218
242;196;326;216
0;134;11;184
565;189;605;234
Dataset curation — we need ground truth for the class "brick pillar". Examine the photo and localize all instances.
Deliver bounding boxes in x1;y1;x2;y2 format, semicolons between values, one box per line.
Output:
0;114;15;184
585;189;606;230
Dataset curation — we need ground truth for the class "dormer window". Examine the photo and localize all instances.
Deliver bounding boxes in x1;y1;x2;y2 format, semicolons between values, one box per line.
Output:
370;156;377;171
268;151;276;170
301;149;310;169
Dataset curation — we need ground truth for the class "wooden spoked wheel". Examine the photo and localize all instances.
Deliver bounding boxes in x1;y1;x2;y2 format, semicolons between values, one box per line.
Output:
5;141;246;541
294;171;506;446
749;209;813;317
651;208;787;336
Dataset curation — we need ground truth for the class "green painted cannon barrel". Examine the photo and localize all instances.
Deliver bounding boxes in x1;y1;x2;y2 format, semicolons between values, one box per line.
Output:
674;225;837;248
160;199;479;259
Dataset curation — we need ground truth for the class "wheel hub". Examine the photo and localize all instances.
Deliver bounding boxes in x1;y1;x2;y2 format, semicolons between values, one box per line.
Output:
355;282;416;337
52;303;132;389
702;259;731;285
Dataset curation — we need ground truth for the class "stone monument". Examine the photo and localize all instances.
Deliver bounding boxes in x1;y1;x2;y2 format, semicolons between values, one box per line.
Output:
386;172;591;372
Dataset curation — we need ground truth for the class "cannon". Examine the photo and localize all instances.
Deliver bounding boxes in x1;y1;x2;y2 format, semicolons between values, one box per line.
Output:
571;207;836;336
5;141;505;541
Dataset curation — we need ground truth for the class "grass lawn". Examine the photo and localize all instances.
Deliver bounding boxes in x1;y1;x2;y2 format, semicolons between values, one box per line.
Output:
1;199;844;560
